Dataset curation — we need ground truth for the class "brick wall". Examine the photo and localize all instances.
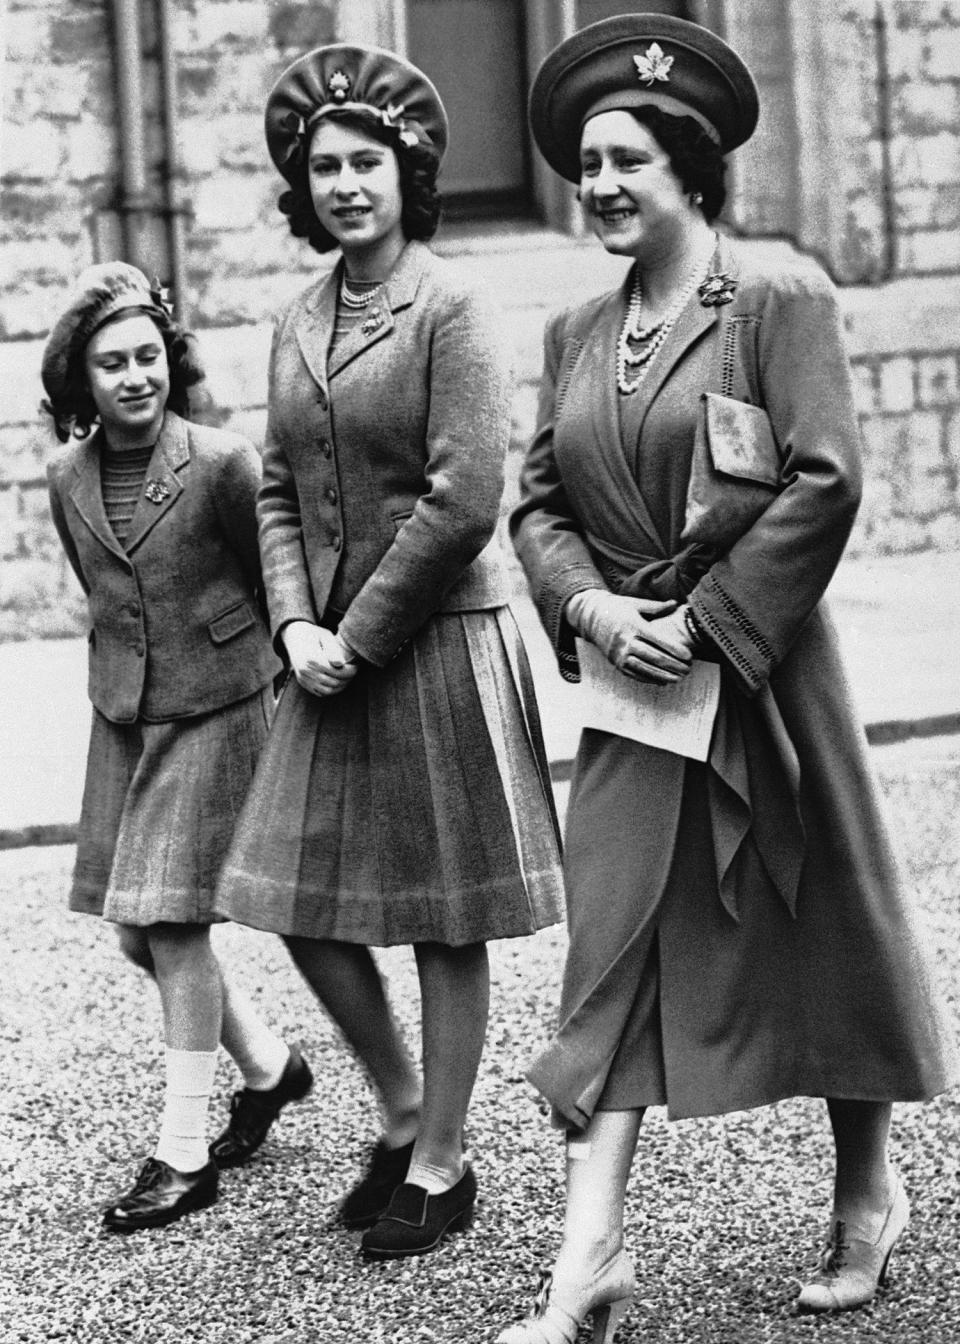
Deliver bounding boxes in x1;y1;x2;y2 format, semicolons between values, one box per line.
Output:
3;0;960;640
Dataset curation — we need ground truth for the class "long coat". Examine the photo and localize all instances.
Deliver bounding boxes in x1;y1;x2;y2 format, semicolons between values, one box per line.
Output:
47;411;279;723
257;239;511;662
512;235;957;1126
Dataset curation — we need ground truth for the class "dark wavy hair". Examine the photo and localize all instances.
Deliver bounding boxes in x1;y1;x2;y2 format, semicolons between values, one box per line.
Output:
278;107;442;254
629;106;728;222
42;308;206;443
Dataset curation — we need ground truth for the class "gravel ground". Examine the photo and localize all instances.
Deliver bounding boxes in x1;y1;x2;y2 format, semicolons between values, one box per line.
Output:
2;750;959;1344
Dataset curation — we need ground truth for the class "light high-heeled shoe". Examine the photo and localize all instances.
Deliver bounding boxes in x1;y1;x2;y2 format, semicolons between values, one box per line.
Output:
496;1248;635;1344
797;1177;910;1313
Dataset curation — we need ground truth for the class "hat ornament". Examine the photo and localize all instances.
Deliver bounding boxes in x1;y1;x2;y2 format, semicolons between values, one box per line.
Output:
148;278;174;320
634;43;673;87
305;93;423;149
328;69;351;101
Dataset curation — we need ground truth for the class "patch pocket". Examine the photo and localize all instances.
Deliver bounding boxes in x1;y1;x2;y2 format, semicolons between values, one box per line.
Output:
208;600;255;645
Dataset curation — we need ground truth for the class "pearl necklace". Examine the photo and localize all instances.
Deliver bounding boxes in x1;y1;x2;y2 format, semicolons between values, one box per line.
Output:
616;233;716;396
340;276;383;309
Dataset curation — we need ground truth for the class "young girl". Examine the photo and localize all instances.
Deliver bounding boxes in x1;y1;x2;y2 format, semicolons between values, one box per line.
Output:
42;263;312;1231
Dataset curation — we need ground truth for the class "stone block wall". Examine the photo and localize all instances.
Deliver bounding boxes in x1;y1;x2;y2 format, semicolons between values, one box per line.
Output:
3;0;960;640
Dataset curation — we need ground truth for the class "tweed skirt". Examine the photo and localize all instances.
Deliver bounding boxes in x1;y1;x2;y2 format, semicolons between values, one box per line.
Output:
217;607;565;946
70;688;272;926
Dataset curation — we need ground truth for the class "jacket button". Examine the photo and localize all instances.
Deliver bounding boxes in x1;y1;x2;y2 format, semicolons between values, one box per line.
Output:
316;387;328;409
325;487;337;505
128;602;140;617
331;534;341;551
320;439;332;457
133;642;145;656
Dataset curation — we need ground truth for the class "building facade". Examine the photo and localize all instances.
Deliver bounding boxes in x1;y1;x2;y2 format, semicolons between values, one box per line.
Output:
3;0;960;637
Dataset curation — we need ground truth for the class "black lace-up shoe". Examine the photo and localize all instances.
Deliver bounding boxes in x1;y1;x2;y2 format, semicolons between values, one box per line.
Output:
209;1046;313;1169
102;1157;218;1232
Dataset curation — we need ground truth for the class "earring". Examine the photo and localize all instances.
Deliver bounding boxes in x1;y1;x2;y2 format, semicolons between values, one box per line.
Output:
689;191;703;207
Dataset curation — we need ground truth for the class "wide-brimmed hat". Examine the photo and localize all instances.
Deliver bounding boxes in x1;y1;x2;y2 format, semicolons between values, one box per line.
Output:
529;14;759;181
265;43;449;183
41;262;170;404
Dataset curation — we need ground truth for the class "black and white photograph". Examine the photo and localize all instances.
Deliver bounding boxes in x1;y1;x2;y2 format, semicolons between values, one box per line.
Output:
2;2;959;1341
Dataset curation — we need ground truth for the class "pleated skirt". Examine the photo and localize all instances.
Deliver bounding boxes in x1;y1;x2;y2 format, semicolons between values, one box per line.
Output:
70;688;272;926
217;607;565;946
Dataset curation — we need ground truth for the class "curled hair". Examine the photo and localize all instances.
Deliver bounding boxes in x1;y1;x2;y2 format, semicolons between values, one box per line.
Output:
278;107;442;254
630;106;727;222
42;308;206;443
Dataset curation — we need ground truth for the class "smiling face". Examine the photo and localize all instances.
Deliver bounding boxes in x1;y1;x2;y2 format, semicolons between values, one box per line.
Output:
83;312;169;449
579;109;691;263
308;118;406;275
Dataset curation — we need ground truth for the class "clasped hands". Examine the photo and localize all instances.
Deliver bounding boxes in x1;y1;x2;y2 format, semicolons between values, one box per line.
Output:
566;589;694;684
282;620;359;697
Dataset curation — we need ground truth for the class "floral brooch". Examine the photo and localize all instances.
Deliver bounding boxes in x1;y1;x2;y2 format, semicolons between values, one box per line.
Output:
698;272;738;307
144;479;171;505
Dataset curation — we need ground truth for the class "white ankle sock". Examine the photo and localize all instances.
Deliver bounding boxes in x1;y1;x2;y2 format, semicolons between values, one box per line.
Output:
154;1048;218;1173
221;982;289;1090
405;1157;463;1195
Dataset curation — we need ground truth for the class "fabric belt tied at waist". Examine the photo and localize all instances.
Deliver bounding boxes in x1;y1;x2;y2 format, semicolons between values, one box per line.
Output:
586;532;714;602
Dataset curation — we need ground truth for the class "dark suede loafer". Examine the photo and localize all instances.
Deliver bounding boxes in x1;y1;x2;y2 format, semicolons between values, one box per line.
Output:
209;1045;313;1169
360;1164;476;1259
337;1138;416;1230
102;1157;218;1232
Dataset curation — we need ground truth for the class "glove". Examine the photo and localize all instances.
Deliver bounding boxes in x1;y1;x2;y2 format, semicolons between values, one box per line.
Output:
566;589;692;683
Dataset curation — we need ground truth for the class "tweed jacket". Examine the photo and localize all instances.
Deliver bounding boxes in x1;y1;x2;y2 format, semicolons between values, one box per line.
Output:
258;240;512;667
47;411;279;723
512;234;862;697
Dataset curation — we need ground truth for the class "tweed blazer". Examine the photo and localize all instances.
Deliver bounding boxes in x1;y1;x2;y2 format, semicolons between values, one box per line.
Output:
47;411;279;723
512;235;863;696
258;240;512;667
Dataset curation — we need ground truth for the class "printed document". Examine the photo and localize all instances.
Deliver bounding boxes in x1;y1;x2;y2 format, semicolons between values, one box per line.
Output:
576;639;721;761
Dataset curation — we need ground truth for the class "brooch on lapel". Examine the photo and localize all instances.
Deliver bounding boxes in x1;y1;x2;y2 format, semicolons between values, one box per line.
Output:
698;273;738;307
144;479;171;505
361;308;385;336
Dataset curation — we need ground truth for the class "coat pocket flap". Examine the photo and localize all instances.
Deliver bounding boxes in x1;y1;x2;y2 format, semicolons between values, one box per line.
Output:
703;393;781;487
208;600;255;644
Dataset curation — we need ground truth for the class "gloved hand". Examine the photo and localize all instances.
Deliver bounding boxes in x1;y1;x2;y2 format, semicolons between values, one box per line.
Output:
282;620;359;697
566;589;692;683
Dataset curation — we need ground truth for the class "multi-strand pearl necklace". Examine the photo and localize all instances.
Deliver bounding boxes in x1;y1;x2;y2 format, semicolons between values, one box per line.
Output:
340;276;383;309
616;232;716;396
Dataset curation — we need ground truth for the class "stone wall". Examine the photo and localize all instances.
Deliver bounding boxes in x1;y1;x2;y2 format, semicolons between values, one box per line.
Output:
3;0;960;640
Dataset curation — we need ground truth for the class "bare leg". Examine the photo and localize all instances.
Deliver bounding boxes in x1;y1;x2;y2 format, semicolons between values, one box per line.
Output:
554;1109;644;1278
116;924;287;1085
826;1098;896;1233
408;941;489;1188
285;935;421;1144
147;922;222;1050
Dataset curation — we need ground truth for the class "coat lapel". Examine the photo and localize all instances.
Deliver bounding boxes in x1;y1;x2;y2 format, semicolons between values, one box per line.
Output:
124;412;188;554
294;264;339;400
326;240;428;381
630;238;725;438
68;432;127;561
574;281;663;554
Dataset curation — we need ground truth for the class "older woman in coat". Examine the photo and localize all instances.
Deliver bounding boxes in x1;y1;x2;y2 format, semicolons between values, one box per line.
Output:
217;43;563;1260
497;16;957;1343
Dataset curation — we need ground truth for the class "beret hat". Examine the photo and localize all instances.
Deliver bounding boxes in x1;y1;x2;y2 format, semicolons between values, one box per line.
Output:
265;43;449;183
529;14;759;182
41;261;169;404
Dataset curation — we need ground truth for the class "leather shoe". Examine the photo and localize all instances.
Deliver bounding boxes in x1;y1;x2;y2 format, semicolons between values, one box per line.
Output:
102;1157;218;1232
797;1177;910;1313
209;1045;313;1169
360;1165;476;1259
338;1138;415;1229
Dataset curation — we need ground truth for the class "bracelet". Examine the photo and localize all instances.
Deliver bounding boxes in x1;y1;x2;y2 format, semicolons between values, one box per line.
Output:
682;605;704;645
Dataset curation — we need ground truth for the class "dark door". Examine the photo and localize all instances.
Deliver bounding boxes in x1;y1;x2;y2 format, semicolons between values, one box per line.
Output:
407;0;531;217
